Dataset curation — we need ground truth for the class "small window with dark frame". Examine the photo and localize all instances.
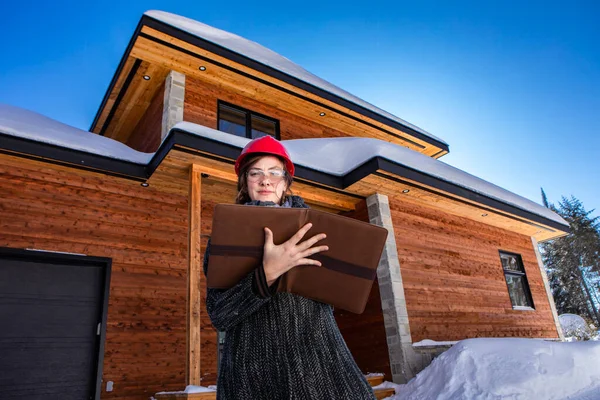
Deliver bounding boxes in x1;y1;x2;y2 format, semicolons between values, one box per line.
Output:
499;251;535;309
218;101;279;139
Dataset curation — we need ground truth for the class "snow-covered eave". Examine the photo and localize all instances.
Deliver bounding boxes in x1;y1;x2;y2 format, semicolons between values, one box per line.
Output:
0;105;569;236
91;11;449;153
157;123;569;234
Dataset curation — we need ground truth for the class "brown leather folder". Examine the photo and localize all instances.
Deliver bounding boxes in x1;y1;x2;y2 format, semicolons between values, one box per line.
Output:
206;204;388;314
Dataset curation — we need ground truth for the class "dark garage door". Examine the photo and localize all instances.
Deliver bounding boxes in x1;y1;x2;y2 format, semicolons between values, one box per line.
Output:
0;248;111;400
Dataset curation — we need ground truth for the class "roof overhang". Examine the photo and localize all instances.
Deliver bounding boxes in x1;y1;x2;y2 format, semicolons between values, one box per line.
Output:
90;13;449;157
0;124;569;242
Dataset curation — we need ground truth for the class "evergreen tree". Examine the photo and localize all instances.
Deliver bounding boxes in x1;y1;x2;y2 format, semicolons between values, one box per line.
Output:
540;193;600;325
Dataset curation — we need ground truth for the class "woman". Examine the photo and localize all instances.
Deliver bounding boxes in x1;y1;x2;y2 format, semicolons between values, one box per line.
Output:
203;135;377;399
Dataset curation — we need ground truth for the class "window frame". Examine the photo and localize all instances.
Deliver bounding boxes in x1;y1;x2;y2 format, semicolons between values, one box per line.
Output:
498;250;535;310
217;100;280;140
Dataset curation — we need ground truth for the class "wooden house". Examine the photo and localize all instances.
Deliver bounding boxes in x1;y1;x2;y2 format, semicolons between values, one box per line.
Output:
0;10;569;400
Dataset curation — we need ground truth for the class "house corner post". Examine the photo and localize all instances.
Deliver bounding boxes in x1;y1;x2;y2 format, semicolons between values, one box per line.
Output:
187;164;203;385
162;70;186;140
367;193;428;383
531;237;565;341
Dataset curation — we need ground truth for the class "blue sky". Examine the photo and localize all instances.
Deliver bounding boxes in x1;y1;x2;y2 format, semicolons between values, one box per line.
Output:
1;0;598;217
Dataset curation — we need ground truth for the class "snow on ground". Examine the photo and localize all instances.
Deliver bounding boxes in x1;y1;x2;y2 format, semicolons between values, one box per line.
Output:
383;338;600;400
559;314;599;341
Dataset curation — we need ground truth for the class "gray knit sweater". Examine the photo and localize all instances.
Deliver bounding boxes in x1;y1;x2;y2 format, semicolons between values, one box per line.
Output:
203;196;377;399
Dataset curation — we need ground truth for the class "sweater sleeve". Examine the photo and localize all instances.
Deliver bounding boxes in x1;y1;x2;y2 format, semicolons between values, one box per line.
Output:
203;239;277;331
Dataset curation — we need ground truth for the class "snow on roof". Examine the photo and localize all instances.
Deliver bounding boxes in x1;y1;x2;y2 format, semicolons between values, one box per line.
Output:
176;122;567;227
0;104;153;164
391;338;600;400
0;104;566;228
143;10;448;146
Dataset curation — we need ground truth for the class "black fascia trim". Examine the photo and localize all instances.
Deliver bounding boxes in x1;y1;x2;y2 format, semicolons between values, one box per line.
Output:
0;247;112;400
90;18;147;132
99;58;142;136
139;15;449;153
0;133;147;181
145;129;243;176
293;165;343;189
147;129;354;194
372;158;570;233
342;158;381;188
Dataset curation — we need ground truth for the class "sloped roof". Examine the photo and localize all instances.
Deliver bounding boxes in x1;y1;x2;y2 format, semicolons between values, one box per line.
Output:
143;10;448;147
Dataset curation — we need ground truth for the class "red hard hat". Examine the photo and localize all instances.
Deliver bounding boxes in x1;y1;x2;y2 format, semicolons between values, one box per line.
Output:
234;136;295;177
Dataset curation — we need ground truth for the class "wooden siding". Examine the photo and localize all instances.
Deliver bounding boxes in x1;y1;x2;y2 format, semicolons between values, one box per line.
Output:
99;60;170;142
0;154;189;400
334;200;391;379
184;76;360;141
388;195;560;342
127;80;165;153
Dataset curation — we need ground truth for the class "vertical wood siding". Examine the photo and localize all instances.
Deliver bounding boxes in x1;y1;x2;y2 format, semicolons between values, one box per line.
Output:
388;196;559;341
0;155;189;400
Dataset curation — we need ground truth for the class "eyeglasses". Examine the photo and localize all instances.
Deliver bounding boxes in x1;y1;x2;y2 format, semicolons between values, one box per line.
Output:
246;168;286;183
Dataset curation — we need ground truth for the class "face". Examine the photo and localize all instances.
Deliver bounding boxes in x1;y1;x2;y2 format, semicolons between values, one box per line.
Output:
246;156;288;203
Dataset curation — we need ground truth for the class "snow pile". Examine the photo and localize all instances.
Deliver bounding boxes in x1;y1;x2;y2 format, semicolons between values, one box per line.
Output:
156;385;216;395
560;314;598;341
388;338;600;400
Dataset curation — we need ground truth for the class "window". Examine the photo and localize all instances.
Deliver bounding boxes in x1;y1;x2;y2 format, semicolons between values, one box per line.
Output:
217;101;279;139
499;251;535;309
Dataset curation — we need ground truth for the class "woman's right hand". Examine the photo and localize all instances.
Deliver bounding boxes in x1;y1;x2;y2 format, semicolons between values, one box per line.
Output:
262;223;328;286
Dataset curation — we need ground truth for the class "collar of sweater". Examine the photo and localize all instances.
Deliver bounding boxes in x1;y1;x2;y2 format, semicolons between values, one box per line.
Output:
244;195;307;209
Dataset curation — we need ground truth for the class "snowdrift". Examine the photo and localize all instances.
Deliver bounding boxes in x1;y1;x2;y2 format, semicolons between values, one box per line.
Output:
393;338;600;400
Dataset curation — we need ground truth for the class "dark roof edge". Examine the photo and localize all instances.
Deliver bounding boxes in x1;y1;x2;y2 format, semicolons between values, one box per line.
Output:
90;13;449;153
89;18;146;132
0;133;147;180
0;129;568;234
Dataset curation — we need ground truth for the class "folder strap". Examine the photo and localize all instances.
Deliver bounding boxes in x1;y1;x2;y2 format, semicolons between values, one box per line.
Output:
210;245;377;281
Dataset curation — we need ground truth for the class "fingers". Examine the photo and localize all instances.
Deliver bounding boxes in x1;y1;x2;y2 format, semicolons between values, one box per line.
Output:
287;223;314;246
297;233;327;252
264;227;273;246
298;245;329;259
294;258;323;267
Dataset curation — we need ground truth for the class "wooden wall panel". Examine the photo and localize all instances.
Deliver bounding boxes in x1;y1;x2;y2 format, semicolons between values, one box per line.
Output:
335;200;391;379
127;81;165;153
388;196;559;342
184;76;354;141
0;154;189;400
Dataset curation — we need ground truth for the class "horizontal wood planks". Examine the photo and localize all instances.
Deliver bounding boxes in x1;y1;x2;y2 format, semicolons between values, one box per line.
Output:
388;195;559;341
0;153;190;399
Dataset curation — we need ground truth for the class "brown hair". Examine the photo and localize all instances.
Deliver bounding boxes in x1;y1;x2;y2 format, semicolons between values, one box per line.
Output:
235;153;294;205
